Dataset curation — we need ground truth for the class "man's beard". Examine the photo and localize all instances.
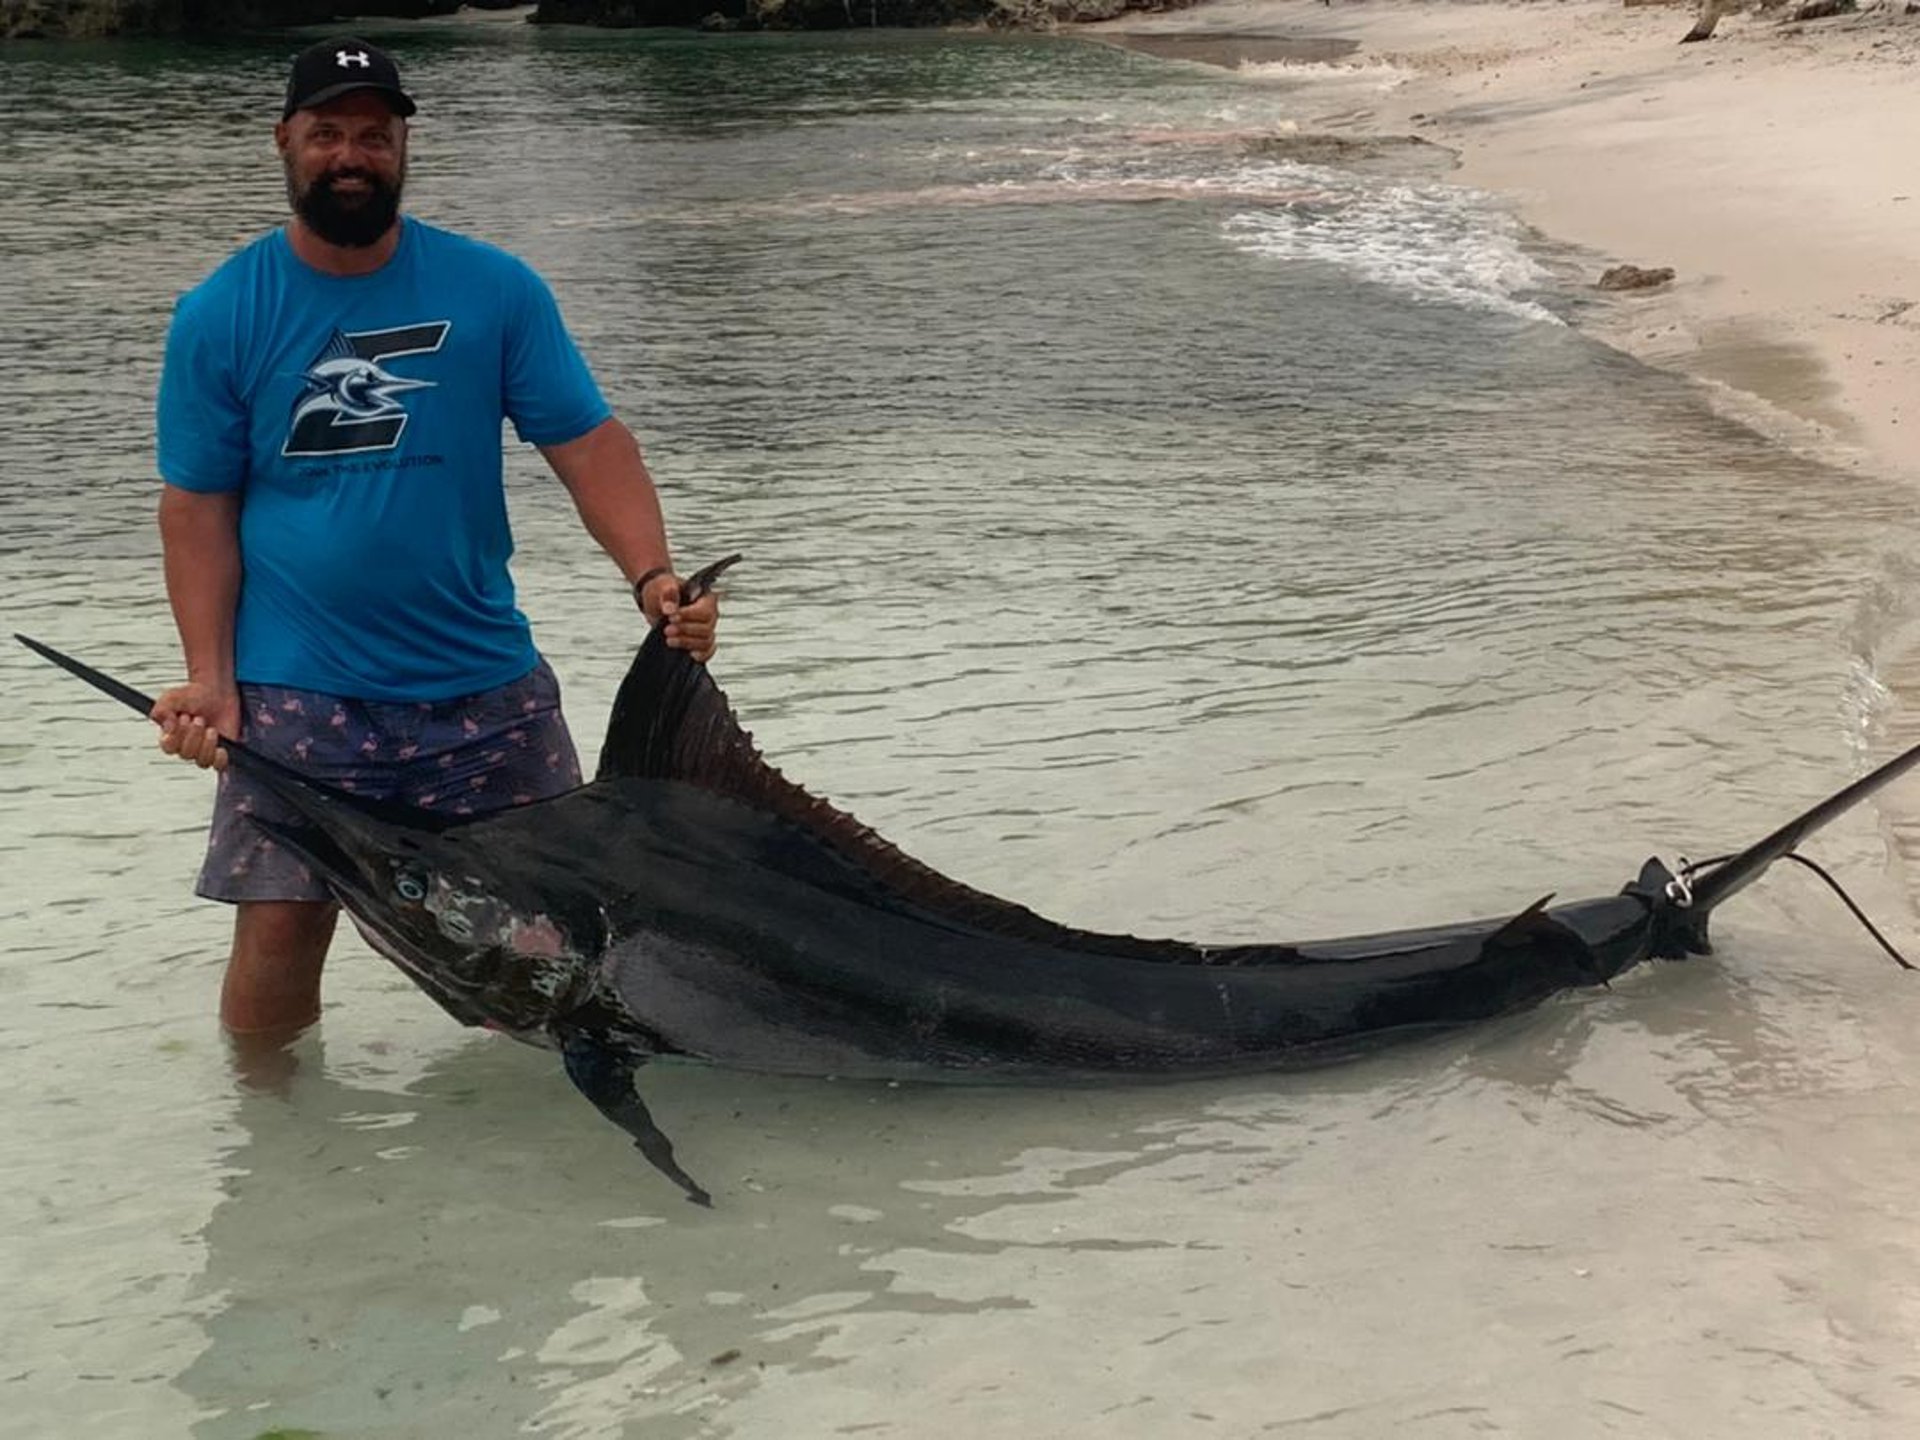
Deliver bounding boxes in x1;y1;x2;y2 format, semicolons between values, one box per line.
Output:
287;160;405;248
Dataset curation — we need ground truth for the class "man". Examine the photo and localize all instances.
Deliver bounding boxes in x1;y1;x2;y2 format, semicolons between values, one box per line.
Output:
151;37;718;1041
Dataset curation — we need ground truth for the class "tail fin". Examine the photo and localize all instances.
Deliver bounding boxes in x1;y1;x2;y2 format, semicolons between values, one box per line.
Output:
1676;731;1920;939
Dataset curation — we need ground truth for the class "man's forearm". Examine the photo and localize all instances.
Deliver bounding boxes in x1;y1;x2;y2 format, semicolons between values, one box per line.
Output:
541;417;673;585
158;483;242;686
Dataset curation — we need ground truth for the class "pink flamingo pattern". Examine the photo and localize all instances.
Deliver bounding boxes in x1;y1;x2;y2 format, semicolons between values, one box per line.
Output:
195;658;582;904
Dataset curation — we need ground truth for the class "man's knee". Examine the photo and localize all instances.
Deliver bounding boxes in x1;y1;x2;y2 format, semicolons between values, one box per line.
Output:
223;901;339;1037
233;900;339;965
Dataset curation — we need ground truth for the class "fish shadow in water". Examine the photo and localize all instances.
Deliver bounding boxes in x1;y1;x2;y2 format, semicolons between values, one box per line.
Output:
176;1027;1327;1439
174;961;1797;1440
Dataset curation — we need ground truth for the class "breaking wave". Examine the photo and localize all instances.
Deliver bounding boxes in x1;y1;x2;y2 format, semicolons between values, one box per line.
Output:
1234;59;1416;91
1222;178;1559;323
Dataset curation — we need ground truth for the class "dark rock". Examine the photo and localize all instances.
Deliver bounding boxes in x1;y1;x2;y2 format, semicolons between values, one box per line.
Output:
4;0;335;39
1597;264;1677;292
0;0;1202;30
1787;0;1854;17
532;0;1198;30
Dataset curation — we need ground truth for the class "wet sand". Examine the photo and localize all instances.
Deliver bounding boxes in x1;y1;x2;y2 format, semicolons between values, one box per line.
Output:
1085;0;1920;485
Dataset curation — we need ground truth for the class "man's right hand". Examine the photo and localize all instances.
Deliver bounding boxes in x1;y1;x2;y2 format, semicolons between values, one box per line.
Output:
151;682;240;771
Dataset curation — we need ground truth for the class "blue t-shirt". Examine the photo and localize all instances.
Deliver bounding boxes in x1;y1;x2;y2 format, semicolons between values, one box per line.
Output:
156;217;611;701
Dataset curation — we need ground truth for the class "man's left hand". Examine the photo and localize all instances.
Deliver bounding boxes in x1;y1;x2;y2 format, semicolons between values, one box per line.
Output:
639;572;719;663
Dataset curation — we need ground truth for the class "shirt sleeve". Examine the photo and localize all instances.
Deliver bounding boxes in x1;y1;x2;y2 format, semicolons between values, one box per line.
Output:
503;260;613;448
155;291;248;494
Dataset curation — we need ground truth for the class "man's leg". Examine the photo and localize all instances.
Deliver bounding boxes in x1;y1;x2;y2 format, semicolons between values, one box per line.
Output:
222;900;340;1036
204;661;580;1042
199;682;369;1039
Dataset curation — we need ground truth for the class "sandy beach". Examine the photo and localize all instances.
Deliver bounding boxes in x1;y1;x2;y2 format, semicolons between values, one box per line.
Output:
1084;0;1920;485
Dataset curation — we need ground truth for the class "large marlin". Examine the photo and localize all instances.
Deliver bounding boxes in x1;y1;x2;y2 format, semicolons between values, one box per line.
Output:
17;556;1919;1206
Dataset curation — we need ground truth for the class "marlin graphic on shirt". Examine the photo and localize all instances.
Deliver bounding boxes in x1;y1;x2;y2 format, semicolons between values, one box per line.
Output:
284;321;451;457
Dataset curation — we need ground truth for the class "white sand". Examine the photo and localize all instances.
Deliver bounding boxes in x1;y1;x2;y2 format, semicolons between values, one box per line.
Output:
1083;0;1920;483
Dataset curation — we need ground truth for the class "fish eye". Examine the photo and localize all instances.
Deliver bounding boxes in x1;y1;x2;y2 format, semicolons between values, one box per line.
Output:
394;868;429;904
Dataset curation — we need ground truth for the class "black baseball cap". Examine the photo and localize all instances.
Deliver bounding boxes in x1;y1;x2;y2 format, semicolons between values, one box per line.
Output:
282;38;417;120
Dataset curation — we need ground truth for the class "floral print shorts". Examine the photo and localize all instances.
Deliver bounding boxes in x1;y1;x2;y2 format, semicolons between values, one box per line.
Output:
197;657;583;904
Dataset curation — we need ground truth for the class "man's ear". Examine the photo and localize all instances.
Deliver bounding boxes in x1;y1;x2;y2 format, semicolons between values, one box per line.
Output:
273;119;291;155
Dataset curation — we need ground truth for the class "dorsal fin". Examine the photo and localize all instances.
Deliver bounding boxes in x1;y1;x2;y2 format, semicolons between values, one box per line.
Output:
1485;895;1557;946
1479;892;1610;984
595;563;1190;957
597;621;1118;945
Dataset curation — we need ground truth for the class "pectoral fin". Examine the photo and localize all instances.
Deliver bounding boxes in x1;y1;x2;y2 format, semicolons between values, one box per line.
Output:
558;1032;712;1208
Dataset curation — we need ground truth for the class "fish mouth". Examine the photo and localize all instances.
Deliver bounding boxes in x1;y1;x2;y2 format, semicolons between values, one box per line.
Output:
248;812;499;1028
248;807;591;1038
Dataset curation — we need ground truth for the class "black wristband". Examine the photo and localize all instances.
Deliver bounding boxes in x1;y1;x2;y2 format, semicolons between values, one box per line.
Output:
633;566;675;617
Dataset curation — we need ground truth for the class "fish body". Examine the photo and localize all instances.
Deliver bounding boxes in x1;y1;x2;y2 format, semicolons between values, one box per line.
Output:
18;559;1916;1205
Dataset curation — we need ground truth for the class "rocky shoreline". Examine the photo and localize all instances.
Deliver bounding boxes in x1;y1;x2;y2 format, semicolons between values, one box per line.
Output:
1;0;451;40
0;0;1190;39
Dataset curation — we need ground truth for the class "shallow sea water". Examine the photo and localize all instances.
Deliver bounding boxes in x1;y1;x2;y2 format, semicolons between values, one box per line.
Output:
5;22;1920;1440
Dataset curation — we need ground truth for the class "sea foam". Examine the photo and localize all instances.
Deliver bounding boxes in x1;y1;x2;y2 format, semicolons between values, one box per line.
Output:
1222;173;1558;324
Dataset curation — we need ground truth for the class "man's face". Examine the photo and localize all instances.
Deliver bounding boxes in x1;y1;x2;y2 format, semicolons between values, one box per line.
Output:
276;91;408;248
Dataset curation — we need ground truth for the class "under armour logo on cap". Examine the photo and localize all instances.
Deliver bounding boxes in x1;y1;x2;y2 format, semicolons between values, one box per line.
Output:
283;37;417;120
